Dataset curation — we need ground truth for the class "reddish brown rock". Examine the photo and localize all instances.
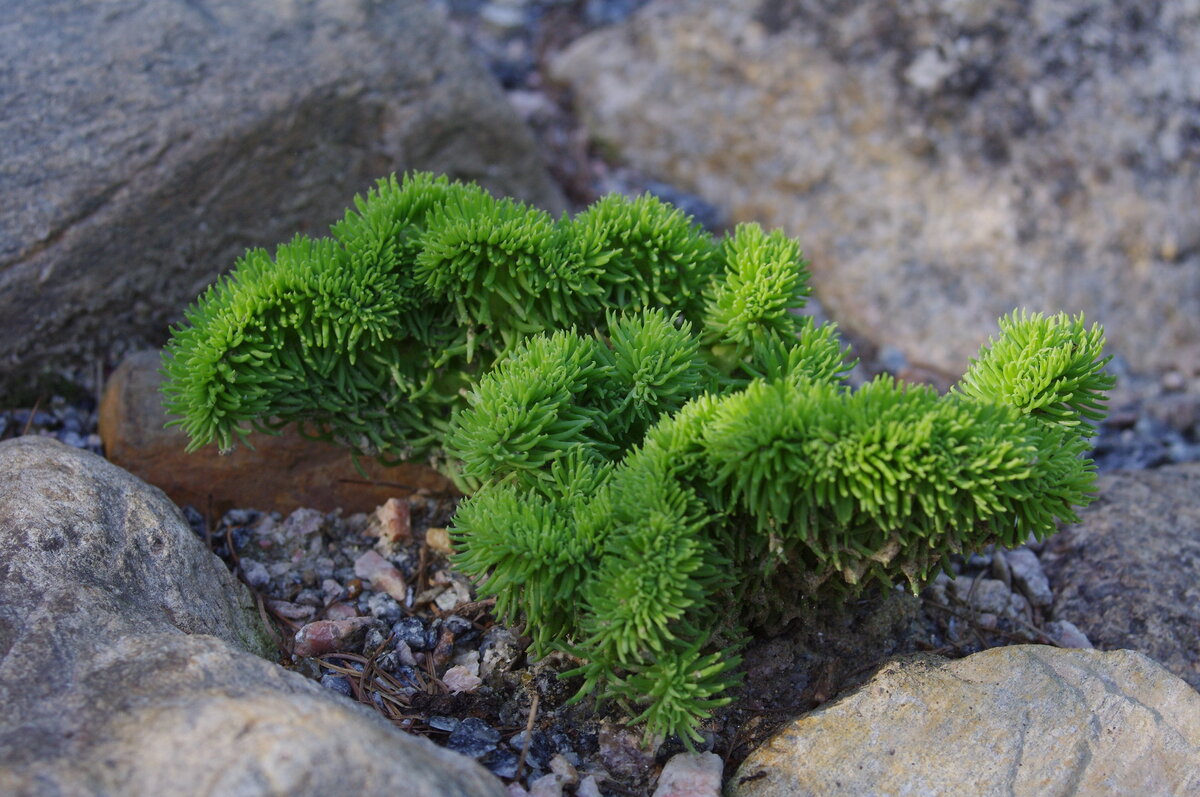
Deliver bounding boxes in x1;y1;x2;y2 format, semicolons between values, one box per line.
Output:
292;617;377;658
99;351;458;516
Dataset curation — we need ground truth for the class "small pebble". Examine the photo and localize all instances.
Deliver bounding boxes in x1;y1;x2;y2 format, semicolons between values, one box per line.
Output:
292;617;376;658
447;717;502;758
480;2;528;32
325;602;360;621
313;556;336;581
1005;547;1054;609
577;776;603;797
512;730;556;773
948;577;1013;616
528;772;565;797
294;587;324;607
483;748;521;779
321;578;345;606
425;526;454;555
547;729;578;759
1046;619;1094;649
652;751;723;797
452;647;481;672
282;507;325;538
444;614;474;635
363;626;390;653
394;640;419;666
428;715;461;732
548;754;579;787
57;430;85;448
599;722;659;780
393;616;432;651
372;497;412;548
319;673;354;698
354;550;408;602
435;585;463;612
443;665;483;694
223;508;258;527
1161;370;1186;392
266;599;316;621
367;591;404;624
239;558;271;589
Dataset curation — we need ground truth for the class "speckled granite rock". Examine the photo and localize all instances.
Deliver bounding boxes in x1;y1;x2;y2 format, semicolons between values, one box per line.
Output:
552;0;1200;383
730;645;1200;796
0;0;564;399
0;437;505;797
99;350;457;515
1041;463;1200;691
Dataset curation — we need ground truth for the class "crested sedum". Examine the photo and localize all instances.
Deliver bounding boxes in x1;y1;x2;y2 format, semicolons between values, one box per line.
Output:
161;172;1113;747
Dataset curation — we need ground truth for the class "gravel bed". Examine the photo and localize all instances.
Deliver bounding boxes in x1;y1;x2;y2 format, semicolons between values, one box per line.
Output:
166;490;1120;795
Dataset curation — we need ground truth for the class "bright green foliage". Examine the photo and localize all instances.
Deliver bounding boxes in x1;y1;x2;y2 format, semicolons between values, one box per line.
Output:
449;310;1111;746
953;309;1114;433
567;192;717;316
161;172;797;463
161;171;1111;749
703;223;811;350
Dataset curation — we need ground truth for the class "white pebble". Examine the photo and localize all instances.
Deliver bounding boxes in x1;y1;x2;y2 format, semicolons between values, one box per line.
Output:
652;751;723;797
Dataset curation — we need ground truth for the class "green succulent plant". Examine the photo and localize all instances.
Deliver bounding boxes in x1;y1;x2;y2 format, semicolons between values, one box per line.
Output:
447;308;1113;744
161;172;742;463
161;171;1113;748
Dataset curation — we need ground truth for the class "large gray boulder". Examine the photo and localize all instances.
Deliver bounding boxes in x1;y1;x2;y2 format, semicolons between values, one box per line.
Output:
552;0;1200;384
1042;463;1200;691
0;437;505;797
0;0;565;399
731;645;1200;796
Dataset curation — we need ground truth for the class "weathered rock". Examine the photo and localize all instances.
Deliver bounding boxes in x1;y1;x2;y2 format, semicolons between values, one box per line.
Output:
947;575;1028;619
1041;464;1200;690
0;435;273;658
353;549;409;602
1003;547;1053;609
731;645;1200;796
1;0;565;399
552;0;1200;383
444;665;484;695
99;350;458;515
1044;619;1093;650
652;751;722;797
0;436;505;796
292;616;378;658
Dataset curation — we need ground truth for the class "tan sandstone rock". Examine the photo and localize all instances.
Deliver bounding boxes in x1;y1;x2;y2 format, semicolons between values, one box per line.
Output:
730;645;1200;796
99;350;457;515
